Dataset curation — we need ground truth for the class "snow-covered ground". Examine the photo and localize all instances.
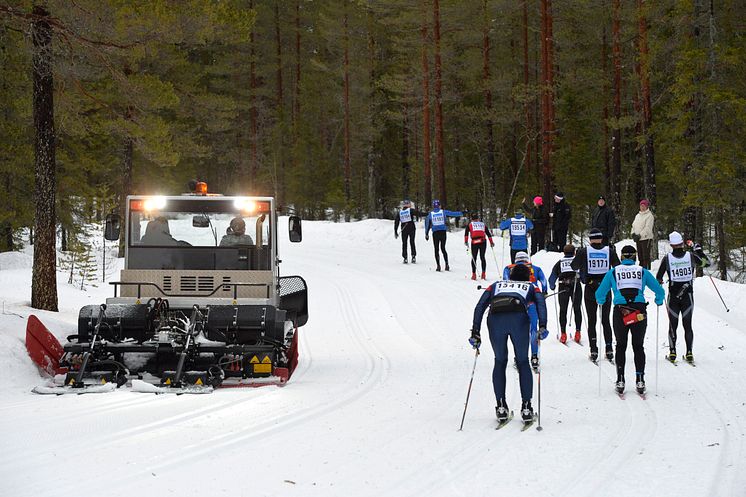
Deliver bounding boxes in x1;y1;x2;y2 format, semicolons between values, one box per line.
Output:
1;219;744;497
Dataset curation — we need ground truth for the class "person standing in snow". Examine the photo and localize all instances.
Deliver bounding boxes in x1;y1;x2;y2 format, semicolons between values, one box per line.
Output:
522;196;547;255
591;195;616;246
502;251;547;371
469;263;548;425
656;231;711;364
571;228;621;362
596;245;665;395
499;210;533;263
548;244;583;344
424;199;463;272
394;199;425;264
464;212;495;280
551;192;571;251
631;199;655;269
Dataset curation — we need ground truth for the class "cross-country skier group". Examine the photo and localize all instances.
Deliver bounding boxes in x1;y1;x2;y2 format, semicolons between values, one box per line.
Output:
393;194;712;428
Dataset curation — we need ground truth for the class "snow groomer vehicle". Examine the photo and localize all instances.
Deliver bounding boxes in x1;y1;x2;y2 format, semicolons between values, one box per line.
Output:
27;181;308;393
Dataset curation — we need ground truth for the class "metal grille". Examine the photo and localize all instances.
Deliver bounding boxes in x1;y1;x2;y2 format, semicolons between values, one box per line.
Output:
163;275;172;292
180;276;197;292
222;276;231;293
198;276;214;292
279;275;307;297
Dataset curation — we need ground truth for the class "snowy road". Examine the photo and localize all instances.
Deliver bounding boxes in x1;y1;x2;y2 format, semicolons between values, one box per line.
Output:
1;219;744;497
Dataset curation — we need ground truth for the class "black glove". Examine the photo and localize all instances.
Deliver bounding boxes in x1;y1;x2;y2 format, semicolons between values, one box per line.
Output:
395;232;399;239
468;329;481;349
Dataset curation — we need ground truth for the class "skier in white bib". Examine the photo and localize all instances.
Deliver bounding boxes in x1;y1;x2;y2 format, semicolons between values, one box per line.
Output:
394;199;425;264
655;231;710;363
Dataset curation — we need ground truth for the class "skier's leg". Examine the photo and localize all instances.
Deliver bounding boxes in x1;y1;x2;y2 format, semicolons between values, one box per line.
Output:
528;304;539;356
601;296;613;351
432;234;441;267
682;293;695;353
631;311;648;375
573;281;583;330
436;231;449;266
470;243;477;274
488;324;510;403
401;232;408;259
584;282;599;352
613;307;628;380
409;230;417;258
558;285;570;333
508;315;533;401
667;296;681;350
479;244;487;273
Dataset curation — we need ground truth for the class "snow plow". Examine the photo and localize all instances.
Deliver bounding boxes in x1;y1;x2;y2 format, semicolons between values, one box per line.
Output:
27;183;308;394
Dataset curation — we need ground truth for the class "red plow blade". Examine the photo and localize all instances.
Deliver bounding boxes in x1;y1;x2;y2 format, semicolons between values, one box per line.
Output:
25;315;65;376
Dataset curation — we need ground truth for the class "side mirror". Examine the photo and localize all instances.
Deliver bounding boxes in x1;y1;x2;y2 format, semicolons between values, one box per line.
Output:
192;215;210;228
288;215;302;243
104;213;121;241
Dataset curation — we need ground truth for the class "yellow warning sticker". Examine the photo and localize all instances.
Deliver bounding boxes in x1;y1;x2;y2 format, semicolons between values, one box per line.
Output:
195;378;203;386
253;364;272;374
249;356;259;364
261;356;271;364
101;378;107;384
164;378;172;385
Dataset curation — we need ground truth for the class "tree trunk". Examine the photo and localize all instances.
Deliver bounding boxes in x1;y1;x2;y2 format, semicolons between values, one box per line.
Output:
249;0;258;193
274;0;285;205
402;101;411;199
31;5;58;312
367;7;376;219
483;0;496;225
602;9;611;197
421;0;432;208
636;0;656;206
294;0;301;127
522;0;532;185
343;1;351;222
432;0;446;206
540;0;555;205
118;136;133;258
611;0;622;215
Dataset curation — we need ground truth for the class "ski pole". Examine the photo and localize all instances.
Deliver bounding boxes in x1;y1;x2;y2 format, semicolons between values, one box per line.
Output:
536;332;543;431
655;306;661;397
459;348;480;431
708;275;730;312
553;287;560;338
597;304;602;397
501;231;507;268
489;243;499;269
466;243;477;276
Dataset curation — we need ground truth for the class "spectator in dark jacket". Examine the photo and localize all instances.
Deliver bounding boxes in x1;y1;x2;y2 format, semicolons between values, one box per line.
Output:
522;196;547;255
591;195;616;246
551;192;571;250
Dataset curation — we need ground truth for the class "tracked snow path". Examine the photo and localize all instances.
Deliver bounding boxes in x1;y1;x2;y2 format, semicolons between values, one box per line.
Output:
0;219;744;497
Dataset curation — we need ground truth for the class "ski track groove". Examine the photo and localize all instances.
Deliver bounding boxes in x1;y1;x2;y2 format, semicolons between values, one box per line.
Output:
70;278;392;495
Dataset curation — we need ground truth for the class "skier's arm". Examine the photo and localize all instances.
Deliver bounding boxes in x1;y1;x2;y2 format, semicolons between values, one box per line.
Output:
394;216;400;236
691;244;711;268
570;249;584;271
472;289;492;333
643;269;666;305
532;288;548;328
499;219;510;231
485;226;494;245
502;266;510;280
527;219;534;231
536;267;548;293
548;261;561;290
595;271;615;305
425;214;432;236
464;224;470;244
610;247;621;267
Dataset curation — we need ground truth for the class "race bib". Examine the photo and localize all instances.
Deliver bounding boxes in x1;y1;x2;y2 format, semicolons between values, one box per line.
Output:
399;208;412;223
471;221;485;232
510;219;527;236
560;256;575;274
431;210;445;227
492;281;531;299
587;246;610;275
615;265;643;290
669;253;693;283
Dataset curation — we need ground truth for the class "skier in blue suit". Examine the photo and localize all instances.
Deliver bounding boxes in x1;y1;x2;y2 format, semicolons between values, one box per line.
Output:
596;245;665;395
499;211;534;263
470;263;548;425
424;199;463;271
502;251;547;370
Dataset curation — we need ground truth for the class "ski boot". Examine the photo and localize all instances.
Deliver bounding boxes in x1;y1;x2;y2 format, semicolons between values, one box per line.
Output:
636;373;646;395
559;332;568;344
615;379;625;394
521;400;534;423
403;257;408;264
684;351;694;363
445;263;450;271
589;350;599;363
436;265;441;272
496;399;509;422
411;256;416;264
605;347;614;362
530;354;539;372
471;272;477;280
481;271;486;280
667;348;677;362
574;330;582;344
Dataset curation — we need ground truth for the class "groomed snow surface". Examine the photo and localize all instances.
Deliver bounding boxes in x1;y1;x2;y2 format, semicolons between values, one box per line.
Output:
1;219;745;497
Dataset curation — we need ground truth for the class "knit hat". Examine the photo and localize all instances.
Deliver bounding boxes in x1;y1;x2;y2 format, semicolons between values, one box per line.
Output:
639;199;650;207
432;199;440;209
621;245;637;260
669;231;684;245
589;228;603;240
533;196;543;206
554;192;565;201
598;195;605;200
515;251;530;264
